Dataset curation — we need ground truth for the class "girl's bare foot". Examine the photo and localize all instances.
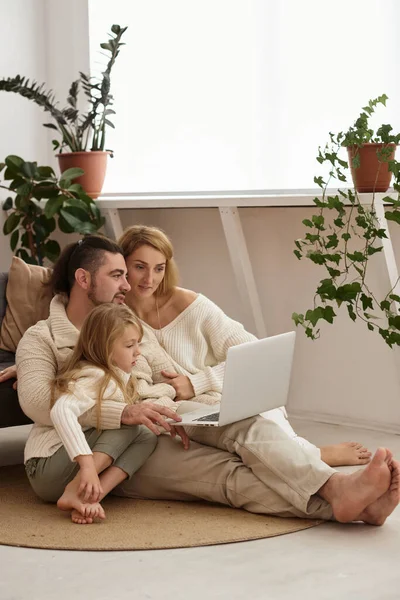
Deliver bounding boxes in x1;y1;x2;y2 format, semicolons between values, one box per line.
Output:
320;447;392;522
71;503;106;525
320;442;372;467
57;480;106;524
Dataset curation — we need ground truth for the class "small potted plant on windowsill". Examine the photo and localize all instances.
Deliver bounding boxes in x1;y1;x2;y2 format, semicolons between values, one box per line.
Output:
0;24;127;199
292;95;400;348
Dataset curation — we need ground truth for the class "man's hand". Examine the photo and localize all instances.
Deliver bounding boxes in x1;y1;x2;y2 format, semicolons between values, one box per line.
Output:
121;402;182;435
161;371;195;400
0;365;17;390
170;425;190;450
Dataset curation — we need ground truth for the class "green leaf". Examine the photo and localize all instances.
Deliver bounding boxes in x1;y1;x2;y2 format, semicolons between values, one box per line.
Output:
2;197;13;210
361;293;374;311
305;307;324;326
16;182;32;197
322;306;336;324
389;294;400;303
60;167;84;181
367;322;374;331
58;213;74;233
21;161;38;178
5;155;24;173
3;212;21;235
388;315;400;330
44;195;67;218
37;166;55;178
292;312;304;326
44;239;61;263
294;250;302;260
367;245;383;256
302;219;314;228
10;229;19;251
60;207;97;234
347;305;357;322
385;210;400;225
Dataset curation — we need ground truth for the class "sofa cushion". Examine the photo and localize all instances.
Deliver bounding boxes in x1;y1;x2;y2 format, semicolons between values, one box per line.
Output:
0;272;8;323
0;257;53;353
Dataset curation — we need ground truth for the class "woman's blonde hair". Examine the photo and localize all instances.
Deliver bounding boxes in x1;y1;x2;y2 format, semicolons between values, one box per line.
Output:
118;225;179;297
51;303;143;429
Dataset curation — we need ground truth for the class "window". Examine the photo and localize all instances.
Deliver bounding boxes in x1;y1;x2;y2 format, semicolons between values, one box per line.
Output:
89;0;400;192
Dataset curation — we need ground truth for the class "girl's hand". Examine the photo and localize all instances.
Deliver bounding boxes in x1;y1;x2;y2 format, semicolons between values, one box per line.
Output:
161;371;195;400
0;365;18;389
169;425;190;450
76;456;103;502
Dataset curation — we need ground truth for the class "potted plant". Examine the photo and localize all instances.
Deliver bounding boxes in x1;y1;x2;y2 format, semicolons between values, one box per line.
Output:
292;95;400;348
0;24;127;199
1;154;105;265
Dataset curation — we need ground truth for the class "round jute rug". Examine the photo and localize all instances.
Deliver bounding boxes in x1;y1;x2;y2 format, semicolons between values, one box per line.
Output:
0;465;323;551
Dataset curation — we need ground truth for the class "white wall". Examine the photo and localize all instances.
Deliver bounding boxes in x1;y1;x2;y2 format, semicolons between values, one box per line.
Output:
0;0;49;270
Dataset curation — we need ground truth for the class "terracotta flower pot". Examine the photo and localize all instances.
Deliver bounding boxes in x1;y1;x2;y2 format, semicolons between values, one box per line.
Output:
347;143;397;193
57;151;109;199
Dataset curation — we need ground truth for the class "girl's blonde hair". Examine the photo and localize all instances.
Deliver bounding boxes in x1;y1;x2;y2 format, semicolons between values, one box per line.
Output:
118;225;179;297
51;303;143;429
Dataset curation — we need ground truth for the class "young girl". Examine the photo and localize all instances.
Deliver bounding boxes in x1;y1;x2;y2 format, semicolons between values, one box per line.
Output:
50;303;186;524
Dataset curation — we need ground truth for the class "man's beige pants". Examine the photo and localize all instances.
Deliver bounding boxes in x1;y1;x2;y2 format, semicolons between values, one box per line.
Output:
116;405;335;520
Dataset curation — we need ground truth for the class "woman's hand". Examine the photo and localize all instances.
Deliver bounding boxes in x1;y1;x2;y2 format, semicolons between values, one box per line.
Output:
161;371;195;400
76;456;103;502
0;365;17;390
169;425;190;450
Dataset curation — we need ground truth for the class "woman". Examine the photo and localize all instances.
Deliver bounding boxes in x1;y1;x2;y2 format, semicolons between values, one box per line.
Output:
117;224;371;468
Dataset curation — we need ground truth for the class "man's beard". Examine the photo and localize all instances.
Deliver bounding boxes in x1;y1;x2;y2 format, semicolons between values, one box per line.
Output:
87;281;103;306
87;281;125;306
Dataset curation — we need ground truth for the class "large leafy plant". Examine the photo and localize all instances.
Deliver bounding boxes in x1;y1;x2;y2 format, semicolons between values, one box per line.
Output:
0;24;127;154
292;96;400;347
1;155;105;265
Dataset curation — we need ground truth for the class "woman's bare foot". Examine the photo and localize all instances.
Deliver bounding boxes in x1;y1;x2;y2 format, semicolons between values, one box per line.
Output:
71;503;106;525
320;442;372;467
320;447;393;522
57;480;106;524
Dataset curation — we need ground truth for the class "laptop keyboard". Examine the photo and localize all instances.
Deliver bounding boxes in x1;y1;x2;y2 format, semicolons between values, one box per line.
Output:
194;412;220;422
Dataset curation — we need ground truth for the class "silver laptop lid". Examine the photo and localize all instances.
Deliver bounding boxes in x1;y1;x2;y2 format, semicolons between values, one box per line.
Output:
219;331;296;426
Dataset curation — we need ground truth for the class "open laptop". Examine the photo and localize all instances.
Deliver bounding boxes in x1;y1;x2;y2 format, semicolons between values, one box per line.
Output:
174;331;296;427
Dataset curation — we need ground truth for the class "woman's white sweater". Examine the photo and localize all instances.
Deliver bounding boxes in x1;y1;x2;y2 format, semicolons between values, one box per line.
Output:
139;294;256;401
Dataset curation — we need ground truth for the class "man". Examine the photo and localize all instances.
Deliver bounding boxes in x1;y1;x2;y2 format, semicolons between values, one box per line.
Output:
16;235;400;525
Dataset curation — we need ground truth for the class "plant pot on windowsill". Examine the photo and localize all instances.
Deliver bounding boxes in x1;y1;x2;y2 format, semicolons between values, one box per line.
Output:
347;142;397;193
57;151;109;199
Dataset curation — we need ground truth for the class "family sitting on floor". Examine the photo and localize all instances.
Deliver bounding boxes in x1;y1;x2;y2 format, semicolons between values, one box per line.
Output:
0;226;399;525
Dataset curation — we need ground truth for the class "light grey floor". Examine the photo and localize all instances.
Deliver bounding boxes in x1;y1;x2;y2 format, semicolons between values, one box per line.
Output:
1;419;400;600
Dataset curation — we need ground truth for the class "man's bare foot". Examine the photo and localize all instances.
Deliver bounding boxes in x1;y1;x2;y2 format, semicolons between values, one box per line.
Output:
320;442;372;467
358;452;400;526
320;447;392;522
71;503;106;525
57;481;106;524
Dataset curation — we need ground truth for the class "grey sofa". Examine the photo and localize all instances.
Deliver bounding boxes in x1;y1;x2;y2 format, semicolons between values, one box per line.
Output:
0;272;32;428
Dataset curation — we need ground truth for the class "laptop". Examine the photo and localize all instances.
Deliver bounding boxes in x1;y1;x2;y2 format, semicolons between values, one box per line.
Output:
173;331;296;427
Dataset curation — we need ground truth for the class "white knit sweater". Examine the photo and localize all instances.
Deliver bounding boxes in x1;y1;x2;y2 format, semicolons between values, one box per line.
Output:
16;295;177;462
139;294;256;401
